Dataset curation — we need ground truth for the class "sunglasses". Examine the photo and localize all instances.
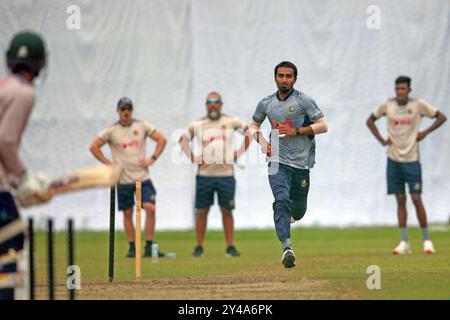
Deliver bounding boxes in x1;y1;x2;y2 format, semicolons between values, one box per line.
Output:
119;106;133;111
206;98;221;104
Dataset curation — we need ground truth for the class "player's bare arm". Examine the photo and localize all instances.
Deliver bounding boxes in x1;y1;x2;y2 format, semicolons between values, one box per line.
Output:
278;117;329;137
139;130;167;169
0;89;35;180
233;126;252;159
179;133;203;164
250;121;271;157
178;134;193;161
366;114;392;146
417;111;447;141
89;137;113;166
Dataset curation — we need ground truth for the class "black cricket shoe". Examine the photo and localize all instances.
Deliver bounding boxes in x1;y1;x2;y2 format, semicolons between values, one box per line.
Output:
225;245;241;257
126;245;135;258
192;245;204;257
143;245;165;257
282;248;296;268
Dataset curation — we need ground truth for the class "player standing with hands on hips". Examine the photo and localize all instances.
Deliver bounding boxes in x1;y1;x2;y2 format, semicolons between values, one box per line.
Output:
367;76;446;255
0;31;50;300
90;97;167;258
250;61;328;268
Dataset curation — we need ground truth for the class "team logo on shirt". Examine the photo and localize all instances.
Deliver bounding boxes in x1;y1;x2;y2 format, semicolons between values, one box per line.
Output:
407;109;413;114
134;130;139;136
229;199;235;208
150;195;156;202
414;183;421;191
0;210;8;220
287;106;296;115
301;179;308;188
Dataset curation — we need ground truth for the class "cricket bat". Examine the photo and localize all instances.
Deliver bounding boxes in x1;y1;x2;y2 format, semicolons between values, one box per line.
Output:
17;164;124;207
49;164;124;194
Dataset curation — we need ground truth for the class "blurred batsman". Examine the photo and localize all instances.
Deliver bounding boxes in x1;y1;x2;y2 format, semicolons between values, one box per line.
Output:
0;31;49;299
250;61;328;268
179;92;250;257
90;97;167;258
367;76;447;255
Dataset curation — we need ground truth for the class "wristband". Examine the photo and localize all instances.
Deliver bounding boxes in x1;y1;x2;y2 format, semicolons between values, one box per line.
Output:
151;155;158;161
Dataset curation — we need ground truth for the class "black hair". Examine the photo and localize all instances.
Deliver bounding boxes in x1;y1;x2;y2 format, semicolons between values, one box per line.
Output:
395;76;411;87
274;61;298;78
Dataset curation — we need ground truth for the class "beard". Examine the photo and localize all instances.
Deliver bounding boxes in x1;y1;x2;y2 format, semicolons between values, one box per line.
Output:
207;110;221;120
277;84;292;94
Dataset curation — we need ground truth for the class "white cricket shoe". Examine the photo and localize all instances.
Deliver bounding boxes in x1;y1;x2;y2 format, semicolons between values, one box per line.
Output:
423;240;435;254
392;241;412;255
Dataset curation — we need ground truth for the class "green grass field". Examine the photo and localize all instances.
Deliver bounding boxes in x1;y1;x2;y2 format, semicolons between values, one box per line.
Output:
32;226;450;300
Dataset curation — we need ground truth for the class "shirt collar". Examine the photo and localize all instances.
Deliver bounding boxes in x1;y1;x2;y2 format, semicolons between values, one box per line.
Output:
118;119;135;127
276;89;295;101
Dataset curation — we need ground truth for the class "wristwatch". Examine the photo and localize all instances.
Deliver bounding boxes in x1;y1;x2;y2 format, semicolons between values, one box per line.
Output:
151;155;158;161
295;128;301;136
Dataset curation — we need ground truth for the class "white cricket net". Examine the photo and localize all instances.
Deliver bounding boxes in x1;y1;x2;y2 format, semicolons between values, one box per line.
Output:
1;0;449;230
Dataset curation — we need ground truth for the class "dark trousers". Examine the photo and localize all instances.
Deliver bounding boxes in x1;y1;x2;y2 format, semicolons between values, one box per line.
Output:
268;163;310;241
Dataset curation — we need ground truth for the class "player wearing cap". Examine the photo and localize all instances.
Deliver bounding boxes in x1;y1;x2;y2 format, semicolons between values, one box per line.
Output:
0;30;49;300
367;76;447;255
179;92;250;257
90;97;167;258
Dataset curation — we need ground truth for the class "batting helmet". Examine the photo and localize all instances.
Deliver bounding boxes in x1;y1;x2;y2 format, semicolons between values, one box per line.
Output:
6;31;47;75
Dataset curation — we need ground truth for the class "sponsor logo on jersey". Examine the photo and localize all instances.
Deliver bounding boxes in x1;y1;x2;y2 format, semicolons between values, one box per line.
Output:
393;118;412;126
206;134;227;142
272;119;293;128
121;139;140;150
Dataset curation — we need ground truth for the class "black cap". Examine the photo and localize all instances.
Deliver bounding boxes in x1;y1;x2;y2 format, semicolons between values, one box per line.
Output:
117;97;133;109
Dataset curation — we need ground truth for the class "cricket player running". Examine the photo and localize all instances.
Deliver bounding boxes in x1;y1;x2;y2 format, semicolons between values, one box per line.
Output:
90;97;167;258
367;76;446;255
0;31;49;300
179;92;250;257
250;61;328;268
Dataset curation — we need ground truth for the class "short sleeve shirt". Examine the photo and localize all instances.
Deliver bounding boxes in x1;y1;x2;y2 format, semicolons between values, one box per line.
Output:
252;89;324;169
98;119;156;183
372;98;438;162
187;115;246;177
